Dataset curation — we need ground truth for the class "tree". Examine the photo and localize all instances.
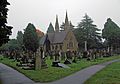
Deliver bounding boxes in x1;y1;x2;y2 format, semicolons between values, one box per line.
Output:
23;23;39;52
74;27;86;50
0;42;9;51
7;39;19;51
0;39;19;51
16;31;23;50
102;18;120;49
74;14;101;50
0;0;13;46
47;23;54;33
60;22;65;31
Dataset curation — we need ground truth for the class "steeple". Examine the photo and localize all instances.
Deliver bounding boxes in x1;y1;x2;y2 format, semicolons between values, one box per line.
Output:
55;15;59;32
65;11;69;24
64;11;70;31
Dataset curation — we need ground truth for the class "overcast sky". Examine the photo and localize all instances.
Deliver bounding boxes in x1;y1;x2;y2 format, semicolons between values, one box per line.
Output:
7;0;120;38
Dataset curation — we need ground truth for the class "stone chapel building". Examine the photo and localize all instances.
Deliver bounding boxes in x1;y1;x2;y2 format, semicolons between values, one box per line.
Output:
39;12;78;53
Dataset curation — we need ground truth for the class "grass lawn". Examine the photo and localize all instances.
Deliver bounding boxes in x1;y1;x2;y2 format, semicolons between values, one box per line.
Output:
0;81;1;84
0;55;120;83
84;61;120;84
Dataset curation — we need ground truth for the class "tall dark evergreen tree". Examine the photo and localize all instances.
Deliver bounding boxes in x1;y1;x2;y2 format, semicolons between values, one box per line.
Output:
47;23;54;33
17;31;23;50
102;18;120;49
74;14;101;50
23;23;39;52
0;0;12;46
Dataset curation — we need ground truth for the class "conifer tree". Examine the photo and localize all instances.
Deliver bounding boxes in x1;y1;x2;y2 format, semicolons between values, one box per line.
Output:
17;31;23;50
47;23;54;33
75;14;101;49
23;23;39;52
0;0;12;46
102;18;120;49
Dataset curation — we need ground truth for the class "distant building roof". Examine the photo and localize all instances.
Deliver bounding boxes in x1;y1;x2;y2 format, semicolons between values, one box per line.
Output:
53;31;67;43
39;31;68;45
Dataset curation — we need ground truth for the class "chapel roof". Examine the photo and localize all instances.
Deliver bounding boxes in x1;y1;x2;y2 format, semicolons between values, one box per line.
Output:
39;31;68;45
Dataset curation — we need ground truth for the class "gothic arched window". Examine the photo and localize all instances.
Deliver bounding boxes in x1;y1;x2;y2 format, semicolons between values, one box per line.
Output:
69;42;73;48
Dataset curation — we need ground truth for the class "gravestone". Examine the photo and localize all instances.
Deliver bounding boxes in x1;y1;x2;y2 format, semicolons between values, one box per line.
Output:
41;47;47;69
66;50;72;60
72;51;77;63
52;61;60;67
83;51;88;58
41;58;47;68
54;50;59;61
35;49;42;70
58;63;70;68
61;52;65;60
64;59;72;64
52;50;60;67
72;59;77;63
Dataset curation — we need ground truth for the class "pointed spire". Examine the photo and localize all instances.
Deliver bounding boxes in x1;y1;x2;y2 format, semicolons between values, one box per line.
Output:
55;15;59;32
65;11;69;24
64;11;70;31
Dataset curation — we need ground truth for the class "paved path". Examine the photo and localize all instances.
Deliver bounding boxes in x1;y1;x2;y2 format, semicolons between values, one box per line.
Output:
36;59;120;84
0;63;35;84
0;59;120;84
40;65;105;84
